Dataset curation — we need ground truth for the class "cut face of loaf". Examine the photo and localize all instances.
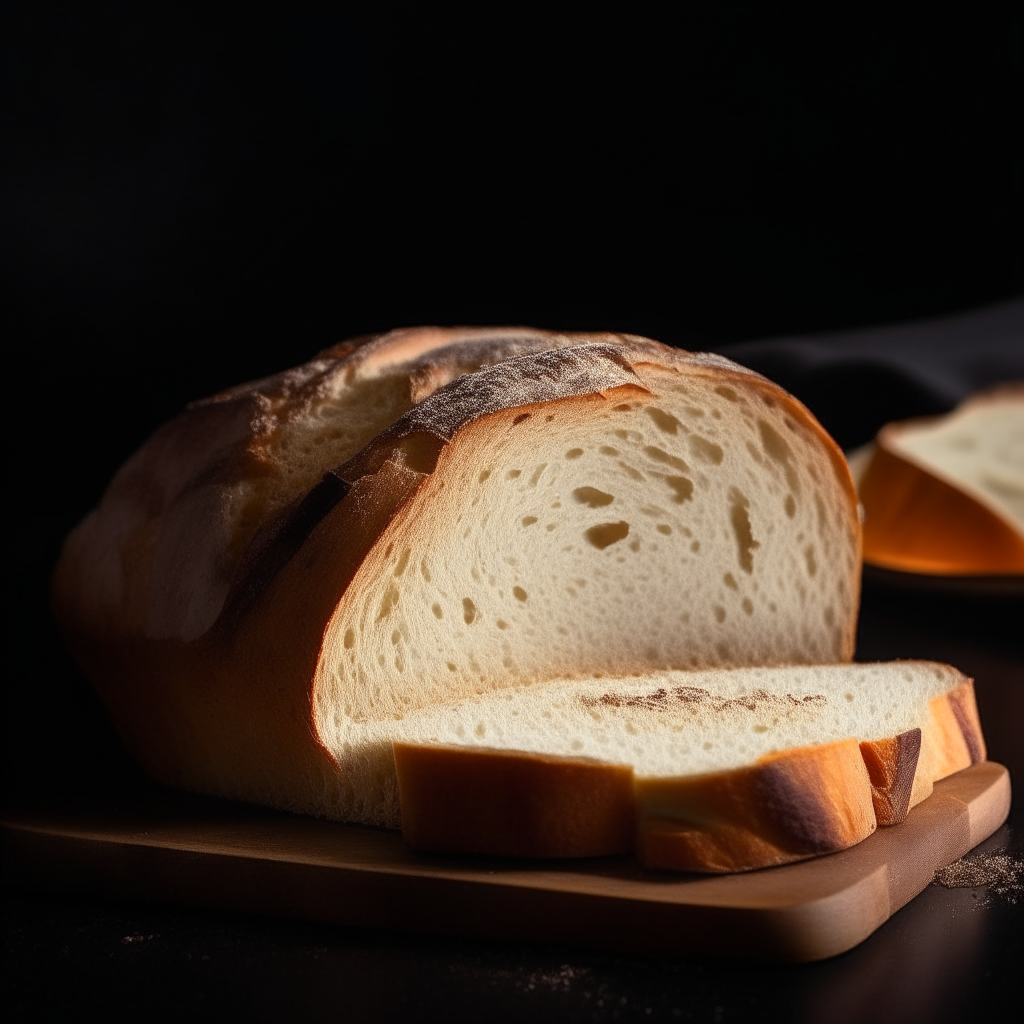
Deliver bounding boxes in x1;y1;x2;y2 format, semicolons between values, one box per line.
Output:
859;386;1024;575
393;662;985;872
53;330;860;825
313;357;859;825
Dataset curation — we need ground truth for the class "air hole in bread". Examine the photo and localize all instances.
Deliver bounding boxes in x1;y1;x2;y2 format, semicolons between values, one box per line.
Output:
377;585;399;621
805;546;818;577
565;448;584;459
573;487;614;508
522;516;538;527
689;436;724;465
586;522;630;549
646;407;683;434
729;488;759;573
513;587;528;602
462;599;477;624
665;477;694;503
644;446;689;472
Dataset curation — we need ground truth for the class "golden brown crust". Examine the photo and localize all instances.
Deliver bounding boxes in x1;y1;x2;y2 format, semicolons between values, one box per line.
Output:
395;739;884;873
634;740;876;873
907;679;985;811
947;681;986;764
859;729;921;826
394;743;635;858
860;434;1024;575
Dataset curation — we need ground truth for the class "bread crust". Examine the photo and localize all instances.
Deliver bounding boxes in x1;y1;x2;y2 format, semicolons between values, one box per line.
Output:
394;743;635;858
905;678;986;808
52;329;862;825
394;739;879;872
635;740;876;873
859;729;921;826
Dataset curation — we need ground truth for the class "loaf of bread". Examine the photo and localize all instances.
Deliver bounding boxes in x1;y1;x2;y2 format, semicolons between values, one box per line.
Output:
393;661;984;871
54;328;863;833
856;385;1024;575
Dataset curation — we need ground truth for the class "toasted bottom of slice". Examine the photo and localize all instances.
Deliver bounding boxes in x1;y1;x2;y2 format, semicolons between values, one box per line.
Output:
391;663;984;872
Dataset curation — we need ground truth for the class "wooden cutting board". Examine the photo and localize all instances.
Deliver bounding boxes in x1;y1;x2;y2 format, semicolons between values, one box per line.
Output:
1;761;1009;963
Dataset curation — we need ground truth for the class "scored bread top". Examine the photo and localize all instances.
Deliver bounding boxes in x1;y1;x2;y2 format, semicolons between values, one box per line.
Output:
56;328;644;641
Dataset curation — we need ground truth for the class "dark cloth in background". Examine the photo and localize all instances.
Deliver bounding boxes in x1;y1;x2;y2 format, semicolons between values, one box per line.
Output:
718;298;1024;450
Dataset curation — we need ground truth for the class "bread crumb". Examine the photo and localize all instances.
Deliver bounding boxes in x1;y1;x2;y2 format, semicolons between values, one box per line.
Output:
932;848;1023;905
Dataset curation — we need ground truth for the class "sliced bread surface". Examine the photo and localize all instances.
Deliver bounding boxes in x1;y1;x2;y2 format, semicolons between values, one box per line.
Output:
393;661;984;871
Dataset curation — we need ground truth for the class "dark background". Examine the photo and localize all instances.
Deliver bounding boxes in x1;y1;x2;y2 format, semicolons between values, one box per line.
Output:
2;5;1022;1020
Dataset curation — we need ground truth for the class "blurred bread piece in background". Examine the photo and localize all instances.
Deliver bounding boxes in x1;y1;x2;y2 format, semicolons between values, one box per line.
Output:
850;385;1024;575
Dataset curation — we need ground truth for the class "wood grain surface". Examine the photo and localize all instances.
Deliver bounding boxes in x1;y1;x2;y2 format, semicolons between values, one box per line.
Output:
1;761;1009;963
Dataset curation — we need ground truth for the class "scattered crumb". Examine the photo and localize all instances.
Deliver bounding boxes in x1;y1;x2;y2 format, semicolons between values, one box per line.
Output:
932;848;1024;905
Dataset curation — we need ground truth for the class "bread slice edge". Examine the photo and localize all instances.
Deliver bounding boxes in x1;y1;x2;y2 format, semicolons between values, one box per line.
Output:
394;671;985;872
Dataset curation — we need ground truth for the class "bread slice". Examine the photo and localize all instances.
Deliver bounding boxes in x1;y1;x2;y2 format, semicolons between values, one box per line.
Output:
53;329;861;826
858;385;1024;575
393;662;985;872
